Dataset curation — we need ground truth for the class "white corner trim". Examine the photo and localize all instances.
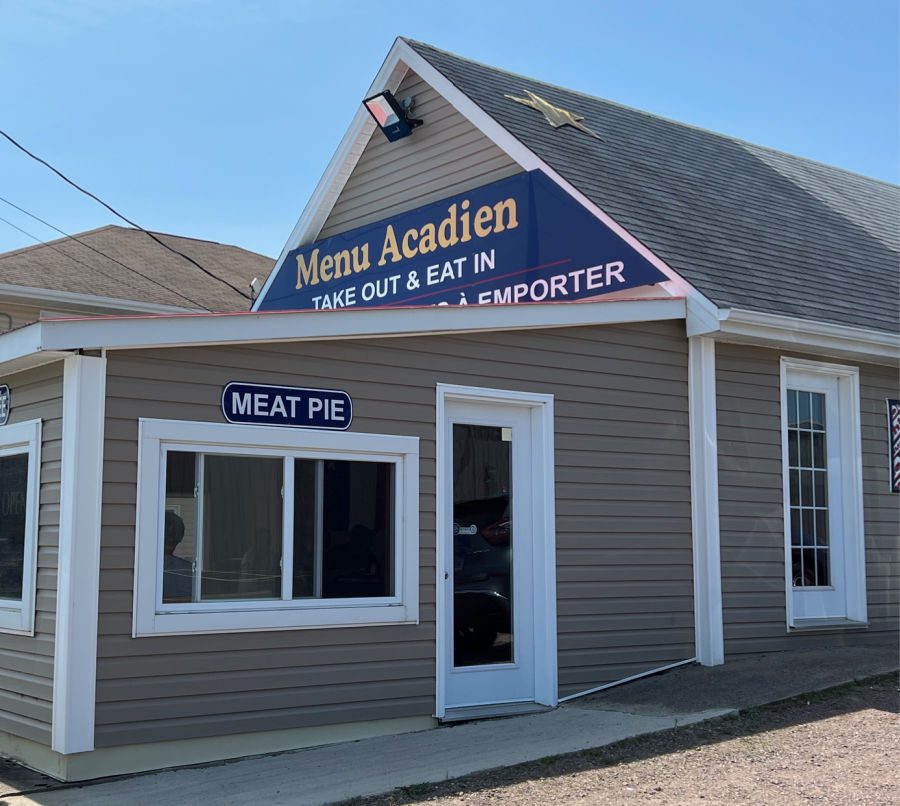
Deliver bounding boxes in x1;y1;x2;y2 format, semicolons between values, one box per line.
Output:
52;355;107;754
718;309;900;366
434;384;557;718
688;337;724;666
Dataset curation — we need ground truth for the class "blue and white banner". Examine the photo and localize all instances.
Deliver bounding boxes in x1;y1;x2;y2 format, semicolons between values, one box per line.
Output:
256;170;667;311
222;382;352;430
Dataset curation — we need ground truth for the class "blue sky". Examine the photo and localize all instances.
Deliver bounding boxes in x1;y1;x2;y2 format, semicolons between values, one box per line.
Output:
1;0;897;258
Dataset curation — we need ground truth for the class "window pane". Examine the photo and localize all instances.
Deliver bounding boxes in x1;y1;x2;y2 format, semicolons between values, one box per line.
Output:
321;460;393;599
798;392;811;429
801;548;817;586
799;431;812;467
815;549;830;587
812;432;826;469
800;470;812;509
164;452;198;603
815;510;828;546
788;431;799;467
813;470;827;509
791;548;802;586
810;393;826;431
790;509;800;545
199;455;283;602
787;390;798;427
801;509;815;546
292;459;318;598
0;454;28;600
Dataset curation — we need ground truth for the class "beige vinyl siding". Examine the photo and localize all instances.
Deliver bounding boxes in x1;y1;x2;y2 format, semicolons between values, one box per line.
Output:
0;362;63;744
717;343;899;654
95;320;693;746
317;70;521;240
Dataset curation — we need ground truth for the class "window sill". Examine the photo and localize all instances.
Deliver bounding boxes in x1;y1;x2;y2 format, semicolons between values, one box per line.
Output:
789;618;868;633
134;601;418;637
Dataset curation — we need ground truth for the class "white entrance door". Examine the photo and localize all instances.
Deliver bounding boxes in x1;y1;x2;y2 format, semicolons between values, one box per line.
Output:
440;396;538;713
785;370;848;620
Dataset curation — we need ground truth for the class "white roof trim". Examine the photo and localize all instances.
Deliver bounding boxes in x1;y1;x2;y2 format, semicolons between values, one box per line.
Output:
0;297;685;372
716;308;900;366
251;38;719;337
0;282;197;315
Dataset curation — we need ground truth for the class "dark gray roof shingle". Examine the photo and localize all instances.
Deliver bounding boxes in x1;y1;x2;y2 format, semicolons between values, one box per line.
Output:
0;225;273;312
407;40;899;334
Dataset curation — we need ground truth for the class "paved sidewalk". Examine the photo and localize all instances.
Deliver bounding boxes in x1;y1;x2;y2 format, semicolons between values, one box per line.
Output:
4;643;896;806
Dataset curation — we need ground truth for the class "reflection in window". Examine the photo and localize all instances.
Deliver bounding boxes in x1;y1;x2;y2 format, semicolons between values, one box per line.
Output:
293;460;393;600
0;453;28;600
787;389;830;587
162;451;392;605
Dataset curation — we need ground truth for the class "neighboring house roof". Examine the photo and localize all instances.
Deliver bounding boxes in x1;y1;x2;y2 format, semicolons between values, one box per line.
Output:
0;225;273;312
406;40;900;334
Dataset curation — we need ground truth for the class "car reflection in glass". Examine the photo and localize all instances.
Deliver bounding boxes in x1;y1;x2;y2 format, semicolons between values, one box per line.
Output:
453;494;512;666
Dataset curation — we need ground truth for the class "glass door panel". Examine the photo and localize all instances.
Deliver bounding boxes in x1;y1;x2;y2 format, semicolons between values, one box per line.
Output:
452;423;513;667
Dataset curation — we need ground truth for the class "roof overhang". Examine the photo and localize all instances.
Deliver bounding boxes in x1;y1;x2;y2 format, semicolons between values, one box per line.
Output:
715;308;899;366
0;296;686;375
0;282;198;315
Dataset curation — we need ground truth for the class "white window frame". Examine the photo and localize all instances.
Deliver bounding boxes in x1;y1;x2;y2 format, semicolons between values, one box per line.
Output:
133;418;419;636
780;357;867;628
0;419;41;635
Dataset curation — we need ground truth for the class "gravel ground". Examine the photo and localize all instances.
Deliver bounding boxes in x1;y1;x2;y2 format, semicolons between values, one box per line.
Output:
342;674;899;806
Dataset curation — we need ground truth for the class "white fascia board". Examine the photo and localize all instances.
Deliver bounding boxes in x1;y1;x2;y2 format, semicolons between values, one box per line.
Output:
717;308;900;366
252;39;411;311
27;297;685;354
0;282;197;314
251;38;721;334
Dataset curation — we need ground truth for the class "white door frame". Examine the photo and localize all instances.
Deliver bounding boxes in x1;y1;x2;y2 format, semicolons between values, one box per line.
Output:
779;357;867;627
435;384;557;718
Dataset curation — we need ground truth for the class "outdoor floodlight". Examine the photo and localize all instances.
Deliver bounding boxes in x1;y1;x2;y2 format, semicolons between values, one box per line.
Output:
363;90;422;142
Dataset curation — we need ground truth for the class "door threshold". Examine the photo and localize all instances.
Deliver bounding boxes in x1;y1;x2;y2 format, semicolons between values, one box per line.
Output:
440;701;552;723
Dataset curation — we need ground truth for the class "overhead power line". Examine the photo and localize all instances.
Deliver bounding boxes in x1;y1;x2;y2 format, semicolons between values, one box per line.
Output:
0;195;208;310
0;128;250;300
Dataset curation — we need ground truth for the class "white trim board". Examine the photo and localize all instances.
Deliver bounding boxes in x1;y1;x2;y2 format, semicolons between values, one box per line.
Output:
52;354;107;754
0;282;197;315
249;38;717;336
688;337;724;666
0;296;686;368
434;384;557;718
717;309;899;366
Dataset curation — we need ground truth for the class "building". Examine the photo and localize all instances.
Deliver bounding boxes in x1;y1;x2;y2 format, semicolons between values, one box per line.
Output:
0;38;896;781
0;224;273;330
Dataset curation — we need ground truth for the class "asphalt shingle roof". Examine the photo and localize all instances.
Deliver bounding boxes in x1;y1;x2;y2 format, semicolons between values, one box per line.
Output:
407;40;900;334
0;225;273;312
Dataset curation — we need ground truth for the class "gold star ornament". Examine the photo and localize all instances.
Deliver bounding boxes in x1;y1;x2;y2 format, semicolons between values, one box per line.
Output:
504;90;602;140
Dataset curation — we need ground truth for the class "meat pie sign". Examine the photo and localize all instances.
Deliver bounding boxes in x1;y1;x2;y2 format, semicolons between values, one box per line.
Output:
255;170;667;311
888;399;900;493
222;382;352;430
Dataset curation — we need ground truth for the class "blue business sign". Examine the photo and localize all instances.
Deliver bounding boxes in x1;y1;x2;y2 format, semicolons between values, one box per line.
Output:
222;382;352;430
256;169;667;311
